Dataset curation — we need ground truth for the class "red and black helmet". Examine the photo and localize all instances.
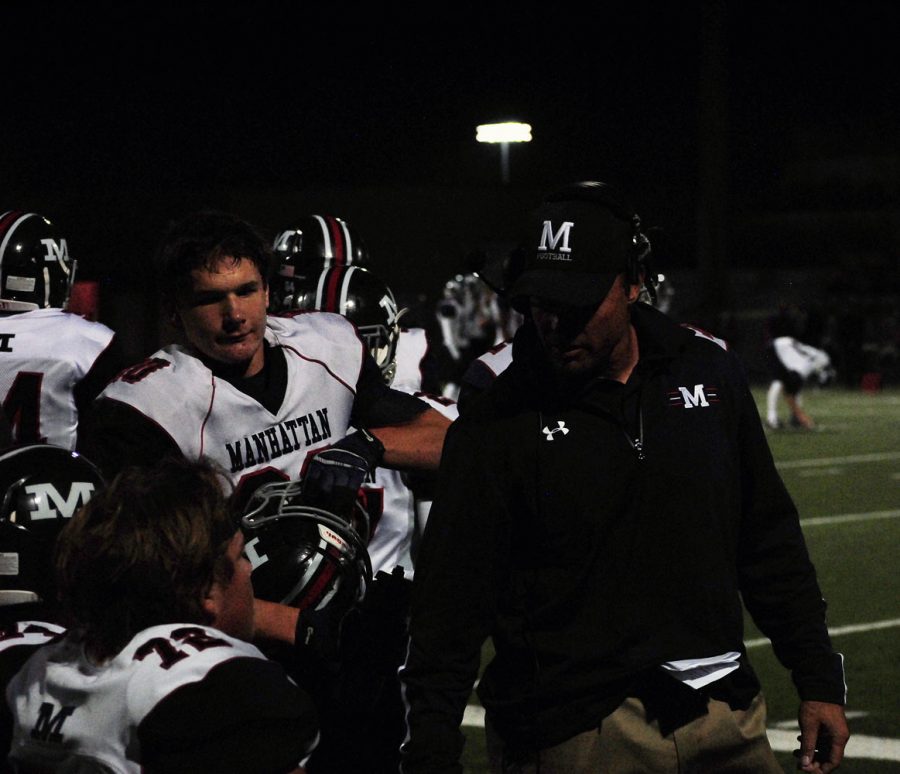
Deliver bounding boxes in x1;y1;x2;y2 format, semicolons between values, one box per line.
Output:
0;211;76;312
0;444;105;605
270;215;369;311
241;479;371;614
289;266;403;384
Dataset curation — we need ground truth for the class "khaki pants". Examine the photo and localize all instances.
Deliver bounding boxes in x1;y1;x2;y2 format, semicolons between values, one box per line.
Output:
486;692;782;773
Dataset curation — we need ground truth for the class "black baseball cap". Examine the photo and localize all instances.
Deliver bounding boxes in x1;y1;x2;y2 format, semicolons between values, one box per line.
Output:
508;183;636;311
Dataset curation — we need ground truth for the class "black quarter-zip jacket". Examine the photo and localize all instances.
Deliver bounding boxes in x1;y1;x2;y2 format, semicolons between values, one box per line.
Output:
401;303;845;774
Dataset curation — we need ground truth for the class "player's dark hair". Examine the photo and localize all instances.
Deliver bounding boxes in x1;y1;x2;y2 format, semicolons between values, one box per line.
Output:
155;209;273;310
54;457;238;661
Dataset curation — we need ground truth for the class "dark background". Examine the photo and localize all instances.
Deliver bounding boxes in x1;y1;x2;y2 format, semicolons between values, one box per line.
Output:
4;2;899;378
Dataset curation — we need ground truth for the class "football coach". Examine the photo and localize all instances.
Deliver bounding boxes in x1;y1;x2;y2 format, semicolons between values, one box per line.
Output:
400;182;848;774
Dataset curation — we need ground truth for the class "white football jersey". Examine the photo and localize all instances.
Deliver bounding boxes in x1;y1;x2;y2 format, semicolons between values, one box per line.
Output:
7;623;281;773
0;309;114;449
98;314;363;496
773;336;831;378
471;339;514;381
392;327;430;394
0;620;64;650
364;329;458;578
0;620;65;667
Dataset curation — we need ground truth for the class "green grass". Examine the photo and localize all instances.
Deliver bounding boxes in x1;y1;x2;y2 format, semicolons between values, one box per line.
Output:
460;387;900;772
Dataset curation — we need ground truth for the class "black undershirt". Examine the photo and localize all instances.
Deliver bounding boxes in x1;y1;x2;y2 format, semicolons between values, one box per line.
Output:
210;342;428;427
207;341;288;416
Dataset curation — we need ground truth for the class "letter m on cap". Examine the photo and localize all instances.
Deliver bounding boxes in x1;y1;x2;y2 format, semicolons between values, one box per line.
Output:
538;221;574;253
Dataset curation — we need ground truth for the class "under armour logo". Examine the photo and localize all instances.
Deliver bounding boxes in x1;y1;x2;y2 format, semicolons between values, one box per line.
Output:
542;421;570;441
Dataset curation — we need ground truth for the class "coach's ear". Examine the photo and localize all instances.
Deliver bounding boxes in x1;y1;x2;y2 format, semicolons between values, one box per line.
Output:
626;269;644;304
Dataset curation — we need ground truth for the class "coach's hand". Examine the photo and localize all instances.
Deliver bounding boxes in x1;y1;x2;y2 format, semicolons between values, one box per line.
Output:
796;700;849;773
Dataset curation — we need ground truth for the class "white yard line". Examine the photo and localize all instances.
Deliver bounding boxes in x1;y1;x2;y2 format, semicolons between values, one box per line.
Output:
774;711;869;728
801;509;900;526
767;729;900;761
776;451;900;469
745;618;900;649
463;707;900;760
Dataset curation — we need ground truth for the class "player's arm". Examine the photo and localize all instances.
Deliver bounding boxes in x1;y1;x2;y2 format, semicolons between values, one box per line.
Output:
351;355;450;471
253;599;300;644
302;355;450;536
369;407;450;471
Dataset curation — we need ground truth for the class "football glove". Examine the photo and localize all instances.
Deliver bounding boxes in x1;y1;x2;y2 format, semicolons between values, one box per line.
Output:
303;429;385;513
294;600;349;666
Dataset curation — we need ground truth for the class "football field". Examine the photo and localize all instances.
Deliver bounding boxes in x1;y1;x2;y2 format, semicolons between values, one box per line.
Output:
460;386;900;772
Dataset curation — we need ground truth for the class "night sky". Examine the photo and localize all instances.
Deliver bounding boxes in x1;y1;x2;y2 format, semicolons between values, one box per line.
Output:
4;2;899;303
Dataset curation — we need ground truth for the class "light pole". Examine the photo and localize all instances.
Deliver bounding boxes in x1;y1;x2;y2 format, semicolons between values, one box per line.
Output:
476;121;532;184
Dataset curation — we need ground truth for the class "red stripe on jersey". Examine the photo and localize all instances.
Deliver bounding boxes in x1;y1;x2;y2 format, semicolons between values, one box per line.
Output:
326;216;346;266
198;373;217;458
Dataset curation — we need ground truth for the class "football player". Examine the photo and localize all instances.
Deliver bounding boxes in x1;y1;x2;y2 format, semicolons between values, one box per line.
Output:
79;211;449;497
0;210;119;450
766;335;835;429
0;444;106;761
289;264;458;773
78;210;450;653
291;264;458;576
6;457;318;773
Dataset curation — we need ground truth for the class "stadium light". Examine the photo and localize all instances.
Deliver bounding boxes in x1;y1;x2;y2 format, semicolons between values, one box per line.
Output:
476;121;532;184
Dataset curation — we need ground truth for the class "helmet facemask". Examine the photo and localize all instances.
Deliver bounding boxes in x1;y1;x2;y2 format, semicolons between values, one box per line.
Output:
241;480;372;612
